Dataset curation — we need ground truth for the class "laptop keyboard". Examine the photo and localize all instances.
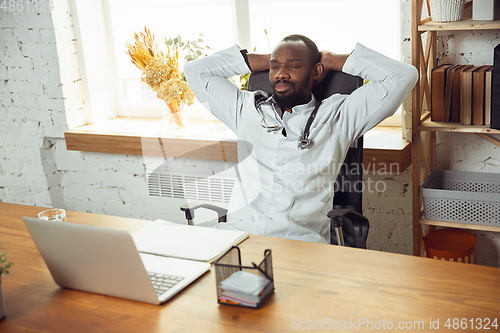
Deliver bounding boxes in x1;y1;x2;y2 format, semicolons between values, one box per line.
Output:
148;272;185;297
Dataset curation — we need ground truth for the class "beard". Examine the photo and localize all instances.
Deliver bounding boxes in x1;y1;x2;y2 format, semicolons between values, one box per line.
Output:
272;74;312;110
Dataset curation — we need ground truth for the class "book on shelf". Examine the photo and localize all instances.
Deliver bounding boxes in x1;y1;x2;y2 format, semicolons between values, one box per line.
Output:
451;65;471;123
460;66;480;125
484;66;494;126
443;65;462;122
492;44;500;130
132;219;249;263
472;66;491;125
431;64;452;122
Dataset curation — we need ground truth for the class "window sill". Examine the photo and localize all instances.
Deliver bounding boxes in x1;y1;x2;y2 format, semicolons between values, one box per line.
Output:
64;117;410;172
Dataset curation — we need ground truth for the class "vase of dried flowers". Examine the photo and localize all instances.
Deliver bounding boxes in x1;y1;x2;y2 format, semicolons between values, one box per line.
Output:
126;28;194;130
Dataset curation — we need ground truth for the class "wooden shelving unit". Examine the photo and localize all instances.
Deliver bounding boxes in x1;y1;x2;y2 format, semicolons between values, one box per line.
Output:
418;16;500;31
418;115;499;133
411;0;500;256
419;216;500;233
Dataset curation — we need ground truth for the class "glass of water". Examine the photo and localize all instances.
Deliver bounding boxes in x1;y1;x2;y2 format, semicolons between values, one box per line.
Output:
38;208;66;222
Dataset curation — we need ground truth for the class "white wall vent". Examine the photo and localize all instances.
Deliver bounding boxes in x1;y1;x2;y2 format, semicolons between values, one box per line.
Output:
147;172;236;204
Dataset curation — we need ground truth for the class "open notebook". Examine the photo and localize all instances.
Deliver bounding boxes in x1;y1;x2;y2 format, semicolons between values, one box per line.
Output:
132;220;249;263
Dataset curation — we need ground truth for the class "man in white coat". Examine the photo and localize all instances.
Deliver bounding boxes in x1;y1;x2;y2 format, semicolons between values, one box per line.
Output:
184;34;417;244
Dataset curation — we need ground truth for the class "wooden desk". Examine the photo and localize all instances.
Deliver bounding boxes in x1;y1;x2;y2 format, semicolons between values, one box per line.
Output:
1;202;499;332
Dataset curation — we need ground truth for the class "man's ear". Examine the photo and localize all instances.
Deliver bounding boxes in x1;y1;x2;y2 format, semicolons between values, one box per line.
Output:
313;63;324;80
312;63;325;87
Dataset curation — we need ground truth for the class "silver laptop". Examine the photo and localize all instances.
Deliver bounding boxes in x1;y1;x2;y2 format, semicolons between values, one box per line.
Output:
23;217;210;305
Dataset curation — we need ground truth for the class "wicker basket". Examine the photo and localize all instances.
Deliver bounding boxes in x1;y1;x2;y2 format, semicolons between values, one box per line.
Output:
430;0;465;22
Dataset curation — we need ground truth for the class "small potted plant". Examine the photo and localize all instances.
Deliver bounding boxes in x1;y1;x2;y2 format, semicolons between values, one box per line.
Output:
0;243;13;320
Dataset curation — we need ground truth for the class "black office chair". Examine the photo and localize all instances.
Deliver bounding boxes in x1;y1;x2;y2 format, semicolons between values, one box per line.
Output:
181;70;370;248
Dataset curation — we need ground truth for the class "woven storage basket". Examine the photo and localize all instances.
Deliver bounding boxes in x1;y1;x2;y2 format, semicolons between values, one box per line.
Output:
421;170;500;226
430;0;465;22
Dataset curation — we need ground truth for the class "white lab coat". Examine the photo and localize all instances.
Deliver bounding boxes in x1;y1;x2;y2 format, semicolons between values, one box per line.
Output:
184;43;418;243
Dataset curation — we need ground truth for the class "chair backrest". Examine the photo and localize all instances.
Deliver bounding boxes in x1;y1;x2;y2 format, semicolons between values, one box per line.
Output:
248;70;364;213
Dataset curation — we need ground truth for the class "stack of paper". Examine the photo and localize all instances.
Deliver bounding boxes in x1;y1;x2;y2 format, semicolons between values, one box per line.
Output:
219;270;273;307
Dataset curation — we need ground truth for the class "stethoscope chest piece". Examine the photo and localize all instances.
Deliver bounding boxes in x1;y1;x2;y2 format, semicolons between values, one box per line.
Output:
297;135;312;150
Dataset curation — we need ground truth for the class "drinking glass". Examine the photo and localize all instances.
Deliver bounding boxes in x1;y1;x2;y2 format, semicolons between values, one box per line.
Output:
38;208;66;222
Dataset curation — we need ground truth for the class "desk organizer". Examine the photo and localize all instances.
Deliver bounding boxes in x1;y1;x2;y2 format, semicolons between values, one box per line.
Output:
421;170;500;226
214;246;274;309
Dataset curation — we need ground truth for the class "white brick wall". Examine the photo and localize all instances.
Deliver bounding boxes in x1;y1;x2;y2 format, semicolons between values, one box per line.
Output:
0;2;148;219
363;169;412;254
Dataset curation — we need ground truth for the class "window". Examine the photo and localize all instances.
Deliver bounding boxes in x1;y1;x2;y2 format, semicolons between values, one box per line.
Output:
72;0;401;125
247;0;400;59
105;0;237;117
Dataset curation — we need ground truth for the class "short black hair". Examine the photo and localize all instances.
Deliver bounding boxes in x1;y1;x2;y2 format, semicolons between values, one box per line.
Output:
281;34;321;66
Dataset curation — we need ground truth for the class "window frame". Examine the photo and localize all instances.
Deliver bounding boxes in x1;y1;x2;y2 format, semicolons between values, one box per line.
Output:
70;0;403;129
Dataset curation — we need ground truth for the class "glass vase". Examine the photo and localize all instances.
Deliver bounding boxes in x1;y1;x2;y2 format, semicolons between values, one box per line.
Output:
165;101;188;131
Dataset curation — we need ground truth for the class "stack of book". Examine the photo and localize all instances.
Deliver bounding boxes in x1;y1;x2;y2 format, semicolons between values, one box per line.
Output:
431;64;494;125
218;270;273;308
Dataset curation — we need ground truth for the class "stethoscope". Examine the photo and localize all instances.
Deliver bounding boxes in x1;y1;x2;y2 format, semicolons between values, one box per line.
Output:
255;91;322;150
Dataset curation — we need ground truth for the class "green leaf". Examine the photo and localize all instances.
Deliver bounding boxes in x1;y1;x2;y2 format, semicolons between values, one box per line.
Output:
173;37;178;44
196;50;202;55
198;38;203;42
166;38;173;46
180;42;185;47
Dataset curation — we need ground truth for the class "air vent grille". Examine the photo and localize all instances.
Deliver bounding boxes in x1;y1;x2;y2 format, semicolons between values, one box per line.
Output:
147;172;235;203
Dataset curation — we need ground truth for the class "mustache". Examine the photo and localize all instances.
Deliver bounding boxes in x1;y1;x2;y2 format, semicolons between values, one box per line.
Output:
272;80;294;89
